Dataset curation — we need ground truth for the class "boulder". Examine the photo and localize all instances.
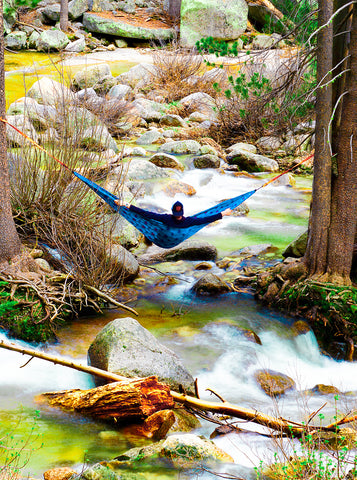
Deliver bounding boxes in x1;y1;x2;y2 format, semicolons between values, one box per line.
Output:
256;135;282;153
43;467;77;480
282;133;312;154
42;4;61;22
226;150;279;172
115;38;128;48
4;31;27;50
158;139;201;155
252;34;277;49
36;29;70;52
72;63;112;90
180;92;216;118
6;115;39;146
138;240;217;264
282;230;308;258
75;87;98;102
131;146;147;156
26;77;74;106
88;317;195;393
28;31;40;49
131;97;163;122
124;159;170;181
107;244;139;281
68;0;89;19
199;144;220;156
117;63;156;89
232;244;272;256
227;142;257;155
80;124;119;152
102;214;142;250
192;273;231;296
309;384;341;395
136;129;162;145
115;433;234;466
180;0;248;47
160;179;196;197
107;84;132;100
81;434;232;479
64;37;86;52
193;154;220;169
188;111;207;123
254;369;296;397
82;12;175;41
7;97;57;131
160;114;186;127
149;153;185;171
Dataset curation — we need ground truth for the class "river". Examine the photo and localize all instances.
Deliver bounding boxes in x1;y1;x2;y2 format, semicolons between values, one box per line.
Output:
2;50;356;480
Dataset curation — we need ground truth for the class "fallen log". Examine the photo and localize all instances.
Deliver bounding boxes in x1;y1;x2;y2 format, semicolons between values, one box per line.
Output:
37;376;174;420
0;340;354;437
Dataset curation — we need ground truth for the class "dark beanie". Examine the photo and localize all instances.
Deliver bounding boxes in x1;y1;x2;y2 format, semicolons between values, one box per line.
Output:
172;201;184;217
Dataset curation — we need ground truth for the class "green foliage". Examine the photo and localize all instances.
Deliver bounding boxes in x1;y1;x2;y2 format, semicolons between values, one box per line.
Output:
282;282;357;326
4;0;41;17
0;281;67;343
258;420;357;480
0;410;42;480
196;37;240;57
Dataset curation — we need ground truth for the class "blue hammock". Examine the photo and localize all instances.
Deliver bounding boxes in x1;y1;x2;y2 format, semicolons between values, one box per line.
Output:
73;171;257;248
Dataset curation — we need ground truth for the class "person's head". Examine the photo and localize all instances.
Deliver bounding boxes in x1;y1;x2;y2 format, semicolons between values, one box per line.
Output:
172;201;184;220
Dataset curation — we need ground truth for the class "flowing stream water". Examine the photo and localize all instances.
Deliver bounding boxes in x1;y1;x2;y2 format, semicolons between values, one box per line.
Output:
3;51;357;480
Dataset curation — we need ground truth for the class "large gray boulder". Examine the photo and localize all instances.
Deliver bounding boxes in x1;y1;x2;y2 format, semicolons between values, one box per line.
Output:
138;239;218;264
158;140;201;155
107;244;139;280
4;31;27;50
124;159;170;181
180;0;248;47
7;97;57;131
64;37;86;53
282;230;308;258
6;115;39;146
26;77;74;106
180;92;217;119
36;29;70;52
68;0;89;19
117;63;156;89
42;4;61;22
192;273;231;296
80;124;119;152
88;317;195;393
82;12;175;41
72;63;112;90
226;150;279;172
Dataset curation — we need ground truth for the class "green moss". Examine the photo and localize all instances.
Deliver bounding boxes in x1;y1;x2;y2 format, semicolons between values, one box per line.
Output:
0;281;69;343
279;281;357;347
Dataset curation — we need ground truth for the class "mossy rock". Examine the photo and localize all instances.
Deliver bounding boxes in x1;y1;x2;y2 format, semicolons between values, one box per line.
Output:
254;369;296;397
311;428;357;450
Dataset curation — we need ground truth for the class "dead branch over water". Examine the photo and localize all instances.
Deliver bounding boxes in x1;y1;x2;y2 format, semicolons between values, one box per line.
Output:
0;340;355;438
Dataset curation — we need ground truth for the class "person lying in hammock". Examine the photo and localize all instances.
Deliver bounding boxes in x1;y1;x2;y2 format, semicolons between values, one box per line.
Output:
114;200;232;227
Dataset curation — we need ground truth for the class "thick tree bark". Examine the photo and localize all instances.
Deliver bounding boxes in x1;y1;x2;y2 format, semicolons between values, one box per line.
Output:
37;377;174;420
0;4;21;263
60;0;69;32
304;0;334;276
327;4;357;284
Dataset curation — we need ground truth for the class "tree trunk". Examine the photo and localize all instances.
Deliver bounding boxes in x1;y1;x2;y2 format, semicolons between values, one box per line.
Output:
304;0;334;276
60;0;69;32
37;376;174;421
0;3;21;263
327;4;357;284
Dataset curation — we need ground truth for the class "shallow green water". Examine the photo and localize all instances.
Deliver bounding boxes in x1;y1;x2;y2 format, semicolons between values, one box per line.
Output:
4;51;137;106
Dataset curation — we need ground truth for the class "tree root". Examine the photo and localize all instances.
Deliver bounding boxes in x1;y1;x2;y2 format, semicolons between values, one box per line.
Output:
0;264;138;341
